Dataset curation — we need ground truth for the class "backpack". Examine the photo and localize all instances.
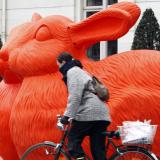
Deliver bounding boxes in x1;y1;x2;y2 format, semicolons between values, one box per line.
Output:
91;76;109;101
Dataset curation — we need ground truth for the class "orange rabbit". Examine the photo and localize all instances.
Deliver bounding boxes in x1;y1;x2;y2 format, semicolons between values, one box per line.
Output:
0;2;159;160
0;56;22;160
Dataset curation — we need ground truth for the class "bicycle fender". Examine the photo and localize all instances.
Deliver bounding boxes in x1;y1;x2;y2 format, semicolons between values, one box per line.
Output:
44;141;56;146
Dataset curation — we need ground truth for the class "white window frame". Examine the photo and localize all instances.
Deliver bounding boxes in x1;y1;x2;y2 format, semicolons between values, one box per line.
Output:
75;0;108;60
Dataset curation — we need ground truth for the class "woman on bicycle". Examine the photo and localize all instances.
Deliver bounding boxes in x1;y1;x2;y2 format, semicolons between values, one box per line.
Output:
56;52;111;160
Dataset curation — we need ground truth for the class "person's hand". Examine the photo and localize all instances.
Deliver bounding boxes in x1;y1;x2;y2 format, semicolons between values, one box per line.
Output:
60;116;69;124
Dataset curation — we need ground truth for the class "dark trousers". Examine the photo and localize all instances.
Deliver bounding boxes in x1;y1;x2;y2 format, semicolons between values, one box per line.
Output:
67;120;110;160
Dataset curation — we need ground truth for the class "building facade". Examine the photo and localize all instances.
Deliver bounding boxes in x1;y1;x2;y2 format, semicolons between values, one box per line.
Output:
0;0;160;60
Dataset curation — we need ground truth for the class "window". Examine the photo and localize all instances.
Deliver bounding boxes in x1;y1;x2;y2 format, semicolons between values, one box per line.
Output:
86;0;103;6
108;0;118;5
86;11;97;17
107;0;118;56
87;42;100;61
84;11;102;61
108;40;118;56
79;0;118;60
83;1;103;61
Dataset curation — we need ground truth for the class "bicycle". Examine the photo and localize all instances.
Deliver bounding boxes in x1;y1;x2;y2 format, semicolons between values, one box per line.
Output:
21;115;159;160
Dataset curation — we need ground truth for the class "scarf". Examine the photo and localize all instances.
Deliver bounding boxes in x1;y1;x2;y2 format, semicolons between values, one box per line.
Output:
59;60;83;84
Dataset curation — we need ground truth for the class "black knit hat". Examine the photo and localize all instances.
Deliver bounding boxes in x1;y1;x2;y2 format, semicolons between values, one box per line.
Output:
57;52;73;63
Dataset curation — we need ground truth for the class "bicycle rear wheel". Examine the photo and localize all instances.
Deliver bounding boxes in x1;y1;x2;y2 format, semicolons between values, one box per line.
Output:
21;141;70;160
110;146;158;160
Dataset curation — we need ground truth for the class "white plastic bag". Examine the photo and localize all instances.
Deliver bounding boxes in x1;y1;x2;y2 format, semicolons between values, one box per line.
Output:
119;120;156;144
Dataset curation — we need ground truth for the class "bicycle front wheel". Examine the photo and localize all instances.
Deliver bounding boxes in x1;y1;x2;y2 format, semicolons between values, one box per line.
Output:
110;146;158;160
21;141;70;160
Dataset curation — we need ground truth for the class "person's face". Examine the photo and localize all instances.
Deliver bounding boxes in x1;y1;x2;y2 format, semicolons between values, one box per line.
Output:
56;60;66;68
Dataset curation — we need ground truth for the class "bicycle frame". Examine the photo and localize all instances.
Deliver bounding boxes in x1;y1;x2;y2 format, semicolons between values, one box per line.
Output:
53;124;123;160
48;119;159;160
105;137;123;158
54;125;70;160
22;126;159;160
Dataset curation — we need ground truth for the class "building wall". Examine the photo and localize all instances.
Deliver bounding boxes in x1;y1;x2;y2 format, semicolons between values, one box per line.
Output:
0;2;2;36
0;0;160;53
1;0;75;38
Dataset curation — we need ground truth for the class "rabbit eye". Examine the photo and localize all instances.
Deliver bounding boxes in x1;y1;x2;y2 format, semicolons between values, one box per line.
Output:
35;25;52;41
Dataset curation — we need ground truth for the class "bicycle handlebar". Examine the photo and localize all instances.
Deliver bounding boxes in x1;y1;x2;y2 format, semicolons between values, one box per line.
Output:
56;115;65;130
56;114;73;131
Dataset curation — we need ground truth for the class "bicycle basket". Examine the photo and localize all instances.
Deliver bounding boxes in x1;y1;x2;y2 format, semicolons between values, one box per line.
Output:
118;124;157;144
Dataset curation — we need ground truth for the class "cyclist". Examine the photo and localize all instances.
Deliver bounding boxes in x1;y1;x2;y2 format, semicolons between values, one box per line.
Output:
56;52;111;160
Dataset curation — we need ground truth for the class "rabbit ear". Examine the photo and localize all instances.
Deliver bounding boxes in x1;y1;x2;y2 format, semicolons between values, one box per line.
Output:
31;13;42;22
68;2;140;47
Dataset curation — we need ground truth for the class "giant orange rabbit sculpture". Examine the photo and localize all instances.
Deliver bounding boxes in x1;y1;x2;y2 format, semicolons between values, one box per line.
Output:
0;2;160;160
0;53;22;160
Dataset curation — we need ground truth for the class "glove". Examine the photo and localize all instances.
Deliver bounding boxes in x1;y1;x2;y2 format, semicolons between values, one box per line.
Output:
60;116;69;124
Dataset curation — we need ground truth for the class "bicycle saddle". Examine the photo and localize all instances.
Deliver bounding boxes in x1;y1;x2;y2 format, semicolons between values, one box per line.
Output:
102;130;120;139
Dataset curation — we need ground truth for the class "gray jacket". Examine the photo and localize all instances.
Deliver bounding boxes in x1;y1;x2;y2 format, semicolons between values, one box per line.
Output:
64;66;111;122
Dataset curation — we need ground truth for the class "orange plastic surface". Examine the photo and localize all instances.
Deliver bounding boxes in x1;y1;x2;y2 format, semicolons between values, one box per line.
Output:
0;2;159;160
